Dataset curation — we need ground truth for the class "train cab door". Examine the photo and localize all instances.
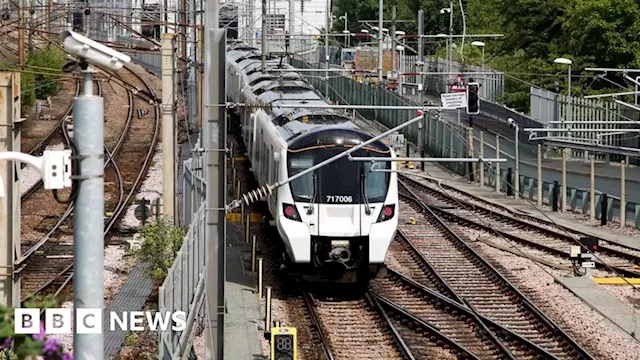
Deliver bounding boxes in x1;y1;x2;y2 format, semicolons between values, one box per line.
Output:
315;148;362;239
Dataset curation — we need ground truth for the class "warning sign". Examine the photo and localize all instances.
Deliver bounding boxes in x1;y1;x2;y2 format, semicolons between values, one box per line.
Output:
440;92;467;110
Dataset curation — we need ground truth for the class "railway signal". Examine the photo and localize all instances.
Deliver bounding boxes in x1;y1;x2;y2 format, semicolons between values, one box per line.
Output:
466;82;480;115
270;327;297;360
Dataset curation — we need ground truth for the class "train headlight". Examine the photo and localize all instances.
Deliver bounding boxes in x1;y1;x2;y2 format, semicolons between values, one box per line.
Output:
376;204;395;223
282;203;302;222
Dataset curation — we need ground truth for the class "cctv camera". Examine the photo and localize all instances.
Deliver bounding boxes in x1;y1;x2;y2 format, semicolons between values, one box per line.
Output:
507;118;515;127
415;60;425;67
60;30;131;71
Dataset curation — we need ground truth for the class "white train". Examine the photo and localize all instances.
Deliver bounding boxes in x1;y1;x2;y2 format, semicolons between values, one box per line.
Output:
226;44;399;283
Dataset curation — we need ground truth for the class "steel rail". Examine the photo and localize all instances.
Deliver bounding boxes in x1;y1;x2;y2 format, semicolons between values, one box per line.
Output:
398;180;594;359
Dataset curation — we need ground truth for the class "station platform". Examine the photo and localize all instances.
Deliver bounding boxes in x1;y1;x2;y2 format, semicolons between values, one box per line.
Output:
556;276;640;342
224;221;263;359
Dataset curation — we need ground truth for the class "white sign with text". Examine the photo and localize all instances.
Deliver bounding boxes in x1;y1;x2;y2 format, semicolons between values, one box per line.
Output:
440;92;467;110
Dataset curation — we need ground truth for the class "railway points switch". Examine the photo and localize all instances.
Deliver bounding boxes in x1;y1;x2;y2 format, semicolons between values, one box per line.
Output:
270;327;297;360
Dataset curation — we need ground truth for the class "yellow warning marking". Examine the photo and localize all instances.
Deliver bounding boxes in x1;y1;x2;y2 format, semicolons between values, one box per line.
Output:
233;156;248;161
225;213;263;223
591;277;640;285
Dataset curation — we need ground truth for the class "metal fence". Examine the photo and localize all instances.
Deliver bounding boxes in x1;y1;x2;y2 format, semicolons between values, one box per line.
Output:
316;46;505;103
530;86;640;160
292;57;640;229
158;153;208;360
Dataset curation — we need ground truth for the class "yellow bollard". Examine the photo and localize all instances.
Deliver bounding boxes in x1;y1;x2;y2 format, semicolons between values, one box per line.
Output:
258;258;263;299
265;286;272;336
245;214;250;243
251;235;257;272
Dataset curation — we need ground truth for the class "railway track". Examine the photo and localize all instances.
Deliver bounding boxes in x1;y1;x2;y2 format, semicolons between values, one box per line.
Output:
19;65;159;301
399;174;640;277
300;289;477;359
21;80;82;200
395;180;594;359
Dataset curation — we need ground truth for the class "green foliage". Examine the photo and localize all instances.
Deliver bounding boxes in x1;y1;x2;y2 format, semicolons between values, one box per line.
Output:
0;304;73;359
136;217;185;282
26;47;66;100
332;0;640;112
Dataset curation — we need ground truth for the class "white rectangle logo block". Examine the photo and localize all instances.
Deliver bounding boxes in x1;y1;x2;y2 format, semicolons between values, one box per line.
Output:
45;308;72;334
14;308;40;334
76;308;102;334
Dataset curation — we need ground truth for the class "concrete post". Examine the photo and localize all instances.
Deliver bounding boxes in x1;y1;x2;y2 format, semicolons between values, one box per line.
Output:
0;71;21;307
537;144;542;206
621;160;626;227
204;27;226;360
261;0;267;72
495;135;500;192
514;124;519;198
562;148;567;212
73;70;104;359
479;131;484;187
391;0;396;82
324;0;330;95
162;33;176;222
590;154;595;220
378;0;383;82
289;0;295;34
467;127;474;181
417;9;424;104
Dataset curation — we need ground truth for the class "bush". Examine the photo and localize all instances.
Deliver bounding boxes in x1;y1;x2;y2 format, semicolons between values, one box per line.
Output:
136;217;185;283
26;47;65;100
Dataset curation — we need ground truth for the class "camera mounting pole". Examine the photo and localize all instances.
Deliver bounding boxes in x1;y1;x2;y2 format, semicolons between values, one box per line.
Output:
72;67;105;360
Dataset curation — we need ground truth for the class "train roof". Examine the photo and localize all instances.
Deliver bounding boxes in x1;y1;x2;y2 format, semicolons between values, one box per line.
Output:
226;44;384;146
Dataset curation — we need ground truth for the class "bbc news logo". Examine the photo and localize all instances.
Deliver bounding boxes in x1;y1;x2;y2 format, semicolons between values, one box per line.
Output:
14;309;187;334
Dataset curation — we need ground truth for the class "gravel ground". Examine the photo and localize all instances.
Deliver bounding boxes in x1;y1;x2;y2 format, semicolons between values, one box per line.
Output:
21;79;77;154
119;143;163;230
473;241;640;359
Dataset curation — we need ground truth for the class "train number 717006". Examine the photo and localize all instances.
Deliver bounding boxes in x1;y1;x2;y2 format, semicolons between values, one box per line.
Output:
326;195;353;203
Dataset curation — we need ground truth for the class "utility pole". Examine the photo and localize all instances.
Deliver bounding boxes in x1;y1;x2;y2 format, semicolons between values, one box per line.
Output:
203;27;227;360
261;0;266;71
46;0;51;35
188;0;198;131
162;33;176;222
288;0;294;36
378;0;383;83
0;71;22;308
18;0;24;67
324;0;330;95
73;69;104;359
417;9;424;105
180;0;187;59
391;0;396;84
448;0;453;81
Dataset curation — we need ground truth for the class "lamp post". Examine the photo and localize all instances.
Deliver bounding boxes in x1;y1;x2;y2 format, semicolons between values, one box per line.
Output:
472;41;485;98
508;117;519;197
554;57;573;123
339;13;349;47
396;44;404;94
440;6;452;86
471;41;485;74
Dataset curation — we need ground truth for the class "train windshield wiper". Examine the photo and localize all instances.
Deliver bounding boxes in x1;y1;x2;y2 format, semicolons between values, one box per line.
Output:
307;172;316;215
361;170;371;215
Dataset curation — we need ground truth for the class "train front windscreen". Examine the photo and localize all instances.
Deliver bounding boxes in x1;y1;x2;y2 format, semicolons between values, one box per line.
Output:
287;148;390;205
